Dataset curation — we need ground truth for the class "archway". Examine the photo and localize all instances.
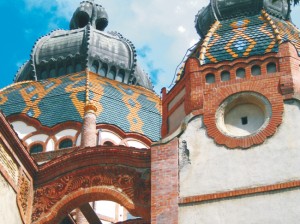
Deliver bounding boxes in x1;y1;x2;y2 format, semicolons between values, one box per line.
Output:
31;146;151;223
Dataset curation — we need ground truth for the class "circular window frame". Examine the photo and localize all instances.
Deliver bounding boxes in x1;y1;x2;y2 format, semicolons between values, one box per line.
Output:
215;92;272;138
203;86;284;149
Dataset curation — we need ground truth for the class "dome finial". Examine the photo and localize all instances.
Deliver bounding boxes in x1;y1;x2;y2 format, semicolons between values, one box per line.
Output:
70;1;108;31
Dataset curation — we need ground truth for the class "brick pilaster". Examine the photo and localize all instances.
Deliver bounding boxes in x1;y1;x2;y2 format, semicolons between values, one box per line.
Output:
151;138;179;224
81;103;97;148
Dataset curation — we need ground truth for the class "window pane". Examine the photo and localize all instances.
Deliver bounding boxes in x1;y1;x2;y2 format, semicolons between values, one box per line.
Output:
99;63;108;77
49;69;56;78
103;141;114;146
91;61;99;73
107;67;116;80
236;68;245;79
221;71;230;81
67;65;74;74
58;67;65;76
75;64;82;72
116;69;125;82
59;139;73;149
30;144;43;154
251;65;261;76
206;73;215;84
41;70;47;79
267;63;276;74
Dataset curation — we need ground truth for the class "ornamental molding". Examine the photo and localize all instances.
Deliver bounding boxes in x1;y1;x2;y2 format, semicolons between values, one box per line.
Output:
203;79;283;148
32;165;150;223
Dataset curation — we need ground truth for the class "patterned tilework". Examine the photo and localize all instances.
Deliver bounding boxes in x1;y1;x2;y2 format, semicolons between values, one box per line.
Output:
89;74;162;141
195;14;278;64
0;73;86;127
0;72;162;141
271;16;300;56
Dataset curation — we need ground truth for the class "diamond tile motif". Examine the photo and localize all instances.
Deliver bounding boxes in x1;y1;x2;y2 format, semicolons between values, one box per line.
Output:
194;14;279;64
0;72;162;141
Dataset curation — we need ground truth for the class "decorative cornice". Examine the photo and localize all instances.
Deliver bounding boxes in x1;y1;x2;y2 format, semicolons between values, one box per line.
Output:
261;9;283;44
35;145;150;186
96;123;153;147
0;111;38;176
179;180;300;205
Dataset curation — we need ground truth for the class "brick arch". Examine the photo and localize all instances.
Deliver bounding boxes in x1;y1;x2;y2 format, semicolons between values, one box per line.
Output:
32;146;151;223
203;81;284;148
33;187;142;224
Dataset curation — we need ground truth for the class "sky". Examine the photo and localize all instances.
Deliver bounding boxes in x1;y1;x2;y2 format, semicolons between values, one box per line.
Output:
0;0;300;93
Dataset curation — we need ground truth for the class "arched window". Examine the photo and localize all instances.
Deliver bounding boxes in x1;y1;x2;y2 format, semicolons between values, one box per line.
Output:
103;141;114;146
41;70;48;79
236;68;246;79
267;62;277;74
107;66;116;80
91;61;99;73
30;144;43;154
251;65;261;76
205;73;215;84
129;77;137;85
75;63;82;72
116;69;125;82
49;68;56;78
77;12;90;28
58;67;65;76
59;139;73;149
96;18;107;31
99;63;108;77
67;64;74;74
221;71;230;81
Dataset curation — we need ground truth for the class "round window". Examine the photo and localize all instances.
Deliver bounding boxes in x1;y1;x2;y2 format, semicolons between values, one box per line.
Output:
216;92;272;138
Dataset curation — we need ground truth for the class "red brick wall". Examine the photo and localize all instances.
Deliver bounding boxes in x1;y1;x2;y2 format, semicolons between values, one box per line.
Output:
151;138;178;224
161;42;300;148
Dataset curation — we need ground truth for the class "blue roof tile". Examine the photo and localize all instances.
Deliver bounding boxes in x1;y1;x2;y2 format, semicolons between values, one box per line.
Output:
0;72;162;141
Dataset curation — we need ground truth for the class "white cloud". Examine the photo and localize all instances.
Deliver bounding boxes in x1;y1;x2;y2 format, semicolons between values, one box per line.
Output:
189;38;198;47
178;26;186;33
22;0;210;93
23;0;300;93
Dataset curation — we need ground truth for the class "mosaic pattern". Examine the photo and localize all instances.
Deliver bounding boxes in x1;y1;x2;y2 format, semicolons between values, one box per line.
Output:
195;15;279;64
0;73;162;141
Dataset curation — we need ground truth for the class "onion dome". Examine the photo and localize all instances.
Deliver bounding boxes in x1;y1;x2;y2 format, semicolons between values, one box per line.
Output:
188;0;300;66
70;0;108;31
14;1;153;90
195;0;289;38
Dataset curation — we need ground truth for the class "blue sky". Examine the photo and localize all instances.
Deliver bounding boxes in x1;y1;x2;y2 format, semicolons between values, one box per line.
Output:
0;0;300;93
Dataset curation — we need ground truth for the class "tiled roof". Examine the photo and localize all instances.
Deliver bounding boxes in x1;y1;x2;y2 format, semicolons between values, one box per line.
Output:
0;72;162;141
193;14;279;65
271;16;300;56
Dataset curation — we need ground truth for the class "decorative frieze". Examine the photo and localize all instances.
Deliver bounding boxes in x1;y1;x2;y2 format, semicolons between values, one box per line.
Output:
0;143;19;185
17;171;32;221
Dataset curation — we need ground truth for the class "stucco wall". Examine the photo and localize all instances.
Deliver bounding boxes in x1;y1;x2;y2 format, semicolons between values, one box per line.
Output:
0;173;22;224
179;188;300;224
179;100;300;197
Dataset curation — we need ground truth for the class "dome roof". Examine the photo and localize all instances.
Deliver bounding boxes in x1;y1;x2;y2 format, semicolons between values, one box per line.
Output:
14;1;153;90
174;0;300;82
186;0;300;66
0;72;161;141
70;1;108;31
195;0;289;38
